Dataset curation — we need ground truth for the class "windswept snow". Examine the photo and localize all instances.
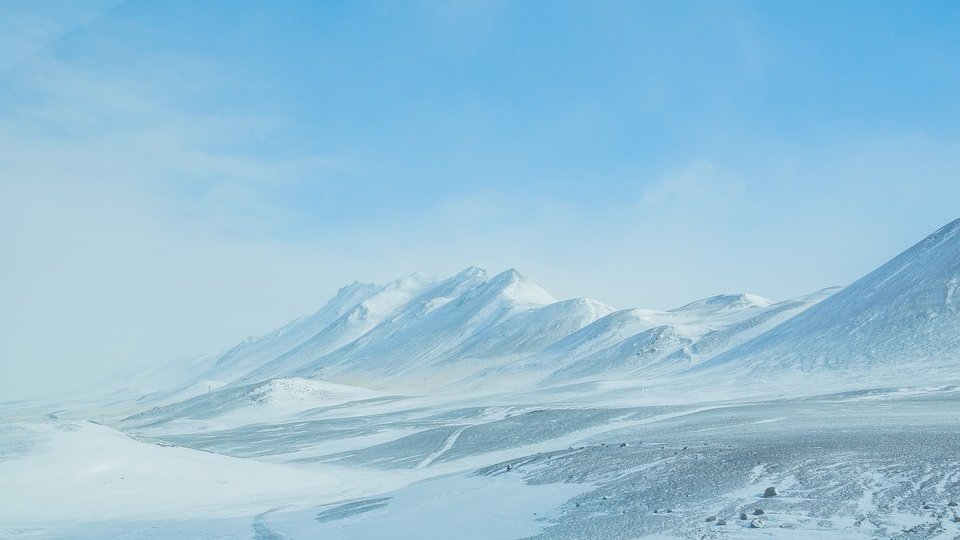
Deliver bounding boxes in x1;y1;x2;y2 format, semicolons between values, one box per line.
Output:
6;219;960;539
248;378;381;407
670;292;773;313
92;263;841;404
0;420;366;525
698;217;960;380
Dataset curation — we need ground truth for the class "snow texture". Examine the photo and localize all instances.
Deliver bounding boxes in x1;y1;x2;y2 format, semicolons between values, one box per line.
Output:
4;218;960;539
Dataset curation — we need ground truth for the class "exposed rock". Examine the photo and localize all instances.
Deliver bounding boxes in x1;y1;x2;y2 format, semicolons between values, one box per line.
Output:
715;519;727;526
750;518;765;528
753;508;765;516
705;516;716;522
739;512;749;520
763;486;779;497
948;501;958;507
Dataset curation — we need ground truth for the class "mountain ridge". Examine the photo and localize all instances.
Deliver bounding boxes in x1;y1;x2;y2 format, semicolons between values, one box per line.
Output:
696;217;960;377
96;217;960;412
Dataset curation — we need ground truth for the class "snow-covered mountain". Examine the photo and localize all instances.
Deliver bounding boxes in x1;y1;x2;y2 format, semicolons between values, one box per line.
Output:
697;217;960;380
100;217;960;410
9;219;960;540
114;273;841;411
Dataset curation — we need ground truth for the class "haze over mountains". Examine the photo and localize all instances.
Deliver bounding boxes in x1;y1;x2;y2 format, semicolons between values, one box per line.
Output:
101;217;960;417
5;218;960;539
121;268;823;405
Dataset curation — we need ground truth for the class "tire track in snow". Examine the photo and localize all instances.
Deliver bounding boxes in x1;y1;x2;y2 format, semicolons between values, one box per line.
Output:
416;426;468;469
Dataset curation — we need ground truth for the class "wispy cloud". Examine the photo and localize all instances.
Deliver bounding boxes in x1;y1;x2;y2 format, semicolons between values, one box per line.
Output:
0;0;123;71
0;23;356;398
637;160;746;211
3;2;960;400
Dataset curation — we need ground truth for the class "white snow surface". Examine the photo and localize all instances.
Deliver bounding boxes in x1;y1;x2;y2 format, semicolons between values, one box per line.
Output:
6;219;960;539
90;264;845;405
247;377;381;407
697;217;960;382
0;420;371;525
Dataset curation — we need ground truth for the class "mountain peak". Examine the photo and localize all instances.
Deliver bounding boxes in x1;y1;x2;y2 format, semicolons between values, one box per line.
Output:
490;267;523;283
336;280;378;297
671;293;772;313
482;268;555;307
454;266;487;280
384;271;434;292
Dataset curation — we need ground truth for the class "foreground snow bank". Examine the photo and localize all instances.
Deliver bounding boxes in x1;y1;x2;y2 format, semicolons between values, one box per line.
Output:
0;420;366;526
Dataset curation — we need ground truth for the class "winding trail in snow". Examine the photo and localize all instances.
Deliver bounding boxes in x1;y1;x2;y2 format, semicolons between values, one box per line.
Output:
416;426;468;468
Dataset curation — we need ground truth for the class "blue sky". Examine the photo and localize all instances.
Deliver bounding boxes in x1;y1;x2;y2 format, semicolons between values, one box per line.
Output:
2;1;960;398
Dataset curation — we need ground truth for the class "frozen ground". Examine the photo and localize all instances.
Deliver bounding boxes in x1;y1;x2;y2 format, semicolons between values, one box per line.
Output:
3;220;959;538
3;382;959;539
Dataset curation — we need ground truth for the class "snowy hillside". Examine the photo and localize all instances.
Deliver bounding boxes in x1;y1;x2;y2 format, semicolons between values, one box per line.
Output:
541;289;835;383
6;219;960;540
89;217;960;415
698;217;960;380
112;266;841;405
143;216;957;397
120;377;385;432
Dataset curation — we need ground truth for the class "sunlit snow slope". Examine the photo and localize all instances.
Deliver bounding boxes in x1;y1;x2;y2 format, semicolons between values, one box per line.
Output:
698;217;960;379
113;269;841;408
99;217;960;410
6;219;960;540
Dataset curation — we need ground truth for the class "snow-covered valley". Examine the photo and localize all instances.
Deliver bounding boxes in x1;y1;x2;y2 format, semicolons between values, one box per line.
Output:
3;218;960;539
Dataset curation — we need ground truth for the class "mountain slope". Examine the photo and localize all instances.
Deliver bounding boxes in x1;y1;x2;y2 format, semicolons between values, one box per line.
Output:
109;264;846;406
541;289;836;383
698;218;960;376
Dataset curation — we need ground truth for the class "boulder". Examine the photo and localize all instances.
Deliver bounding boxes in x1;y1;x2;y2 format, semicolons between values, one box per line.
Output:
750;518;765;528
763;486;779;498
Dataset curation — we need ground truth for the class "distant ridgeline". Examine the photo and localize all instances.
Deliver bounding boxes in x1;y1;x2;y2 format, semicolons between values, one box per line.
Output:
113;218;960;404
